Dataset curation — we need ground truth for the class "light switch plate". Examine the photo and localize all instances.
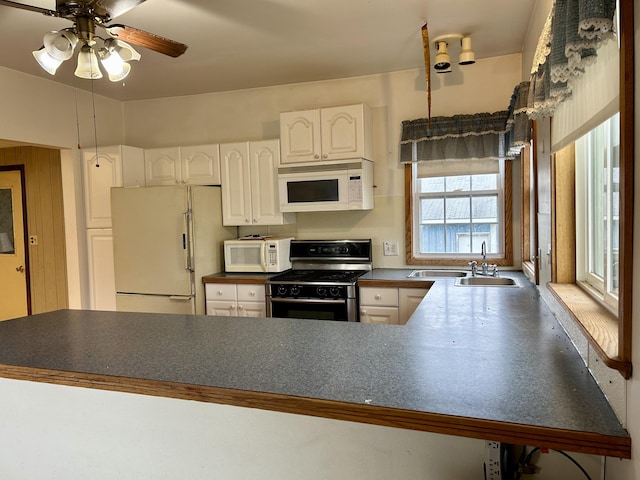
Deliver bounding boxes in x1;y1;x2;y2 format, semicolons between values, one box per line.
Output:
383;241;399;256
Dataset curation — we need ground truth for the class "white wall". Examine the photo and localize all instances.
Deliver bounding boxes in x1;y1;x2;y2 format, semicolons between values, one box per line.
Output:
123;55;522;267
0;377;602;480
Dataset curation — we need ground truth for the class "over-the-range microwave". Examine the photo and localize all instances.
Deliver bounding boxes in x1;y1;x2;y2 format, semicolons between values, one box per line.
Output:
224;237;293;273
277;159;374;212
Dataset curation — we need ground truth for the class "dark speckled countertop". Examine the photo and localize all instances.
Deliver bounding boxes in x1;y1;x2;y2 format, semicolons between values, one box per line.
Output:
0;270;630;458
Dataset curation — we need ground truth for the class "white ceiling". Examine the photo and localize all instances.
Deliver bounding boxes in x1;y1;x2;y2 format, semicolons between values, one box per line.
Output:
0;0;536;101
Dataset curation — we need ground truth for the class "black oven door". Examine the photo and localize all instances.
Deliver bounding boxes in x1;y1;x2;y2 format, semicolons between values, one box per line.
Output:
268;297;355;322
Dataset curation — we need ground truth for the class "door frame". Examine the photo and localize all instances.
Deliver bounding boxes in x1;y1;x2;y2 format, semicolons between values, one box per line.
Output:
0;165;31;315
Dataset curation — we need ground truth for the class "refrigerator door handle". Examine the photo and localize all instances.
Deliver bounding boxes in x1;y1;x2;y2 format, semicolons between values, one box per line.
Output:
183;211;194;272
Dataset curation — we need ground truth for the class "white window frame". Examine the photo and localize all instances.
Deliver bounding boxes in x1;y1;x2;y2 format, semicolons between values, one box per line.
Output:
411;160;506;260
575;113;619;312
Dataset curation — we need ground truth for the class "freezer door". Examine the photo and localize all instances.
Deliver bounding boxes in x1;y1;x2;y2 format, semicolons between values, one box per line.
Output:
112;186;192;296
116;293;195;315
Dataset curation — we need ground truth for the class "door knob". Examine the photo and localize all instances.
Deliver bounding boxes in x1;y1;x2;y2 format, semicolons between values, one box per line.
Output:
16;265;25;273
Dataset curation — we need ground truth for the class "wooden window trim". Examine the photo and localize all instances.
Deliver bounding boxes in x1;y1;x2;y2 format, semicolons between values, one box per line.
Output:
545;1;633;379
404;161;513;267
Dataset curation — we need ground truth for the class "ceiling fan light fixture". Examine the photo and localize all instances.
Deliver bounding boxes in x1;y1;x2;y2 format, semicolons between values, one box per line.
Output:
32;47;64;75
75;45;103;80
458;36;476;65
433;41;451;71
43;29;78;61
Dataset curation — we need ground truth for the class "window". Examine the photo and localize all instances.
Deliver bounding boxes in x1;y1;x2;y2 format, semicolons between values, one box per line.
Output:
575;113;620;310
405;160;512;266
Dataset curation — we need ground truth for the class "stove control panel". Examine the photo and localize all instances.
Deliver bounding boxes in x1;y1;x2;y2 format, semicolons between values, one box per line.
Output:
270;284;347;299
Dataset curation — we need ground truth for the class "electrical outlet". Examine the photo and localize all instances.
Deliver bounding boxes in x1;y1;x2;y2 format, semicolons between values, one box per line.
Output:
29;235;38;246
484;441;502;480
383;241;399;256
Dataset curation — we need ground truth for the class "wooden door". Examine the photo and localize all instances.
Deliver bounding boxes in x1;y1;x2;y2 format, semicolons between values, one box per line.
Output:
0;169;28;320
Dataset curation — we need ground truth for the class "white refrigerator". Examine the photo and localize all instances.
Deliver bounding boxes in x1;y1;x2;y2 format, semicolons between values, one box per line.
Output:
111;185;236;315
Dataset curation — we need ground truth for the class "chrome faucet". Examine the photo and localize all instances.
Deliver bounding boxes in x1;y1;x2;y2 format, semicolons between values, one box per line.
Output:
469;241;498;277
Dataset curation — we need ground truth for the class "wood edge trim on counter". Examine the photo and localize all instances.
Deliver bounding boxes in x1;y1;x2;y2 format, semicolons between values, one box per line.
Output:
357;279;435;289
547;283;632;379
0;364;630;459
202;276;269;285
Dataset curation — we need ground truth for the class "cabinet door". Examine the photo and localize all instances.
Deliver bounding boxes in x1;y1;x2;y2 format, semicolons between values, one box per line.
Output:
320;104;367;161
181;144;221;185
144;147;181;185
360;306;398;325
237;301;266;318
206;300;238;316
220;142;251;226
398;288;429;325
249;140;286;225
279;109;321;163
86;229;116;311
83;146;123;228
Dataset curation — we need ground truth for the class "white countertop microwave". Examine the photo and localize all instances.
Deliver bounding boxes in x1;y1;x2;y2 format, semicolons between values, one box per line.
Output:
224;237;293;273
277;159;374;212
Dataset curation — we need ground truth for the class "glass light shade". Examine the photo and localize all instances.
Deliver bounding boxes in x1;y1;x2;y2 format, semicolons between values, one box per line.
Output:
75;45;103;79
32;47;64;75
459;37;476;65
43;30;78;61
433;41;451;71
99;50;131;82
105;38;141;62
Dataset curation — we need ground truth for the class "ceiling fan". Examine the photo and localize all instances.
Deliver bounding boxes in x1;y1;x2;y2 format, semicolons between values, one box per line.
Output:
0;0;188;81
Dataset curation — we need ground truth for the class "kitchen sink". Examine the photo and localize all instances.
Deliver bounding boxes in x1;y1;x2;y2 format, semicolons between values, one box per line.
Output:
455;276;520;287
408;269;468;278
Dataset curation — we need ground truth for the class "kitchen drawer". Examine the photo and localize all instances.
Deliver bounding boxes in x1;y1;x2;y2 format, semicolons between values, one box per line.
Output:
359;287;398;307
205;283;237;301
237;284;265;302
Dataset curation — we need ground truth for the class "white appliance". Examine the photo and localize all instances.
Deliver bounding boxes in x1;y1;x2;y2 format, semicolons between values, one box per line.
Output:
111;185;236;315
277;159;374;212
224;237;293;273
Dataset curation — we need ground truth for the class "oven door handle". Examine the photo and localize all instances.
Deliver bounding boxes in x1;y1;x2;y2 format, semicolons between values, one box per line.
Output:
269;298;347;305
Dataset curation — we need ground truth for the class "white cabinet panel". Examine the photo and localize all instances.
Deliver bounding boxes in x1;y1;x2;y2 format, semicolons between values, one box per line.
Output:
180;144;221;185
221;140;294;226
205;282;266;318
82;145;144;228
398;288;429;325
86;229;116;311
144;147;181;186
360;306;399;325
280;104;372;164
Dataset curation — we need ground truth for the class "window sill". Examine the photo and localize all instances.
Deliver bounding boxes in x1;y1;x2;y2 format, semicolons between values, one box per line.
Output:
547;282;631;379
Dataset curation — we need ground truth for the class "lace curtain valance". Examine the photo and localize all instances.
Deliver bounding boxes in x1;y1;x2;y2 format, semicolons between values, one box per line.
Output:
400;82;531;164
528;0;617;119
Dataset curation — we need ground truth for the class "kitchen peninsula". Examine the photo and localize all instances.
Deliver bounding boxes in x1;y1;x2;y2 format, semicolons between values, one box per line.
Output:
0;273;630;462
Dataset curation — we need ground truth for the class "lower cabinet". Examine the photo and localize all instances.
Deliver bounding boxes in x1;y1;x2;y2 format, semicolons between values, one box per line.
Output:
359;286;429;325
205;283;266;318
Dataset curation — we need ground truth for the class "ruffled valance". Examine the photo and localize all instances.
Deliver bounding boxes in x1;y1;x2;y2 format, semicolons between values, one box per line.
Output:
400;82;531;164
528;0;616;119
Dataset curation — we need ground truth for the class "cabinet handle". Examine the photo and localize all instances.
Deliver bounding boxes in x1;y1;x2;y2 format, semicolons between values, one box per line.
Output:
217;290;223;296
253;219;258;223
361;310;366;315
314;154;320;159
245;219;250;223
238;305;244;310
249;291;255;297
322;154;328;159
375;295;381;300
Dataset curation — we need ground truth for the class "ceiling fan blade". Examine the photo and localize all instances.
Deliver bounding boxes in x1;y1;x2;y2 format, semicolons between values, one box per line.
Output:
84;0;147;20
0;0;56;15
106;24;188;57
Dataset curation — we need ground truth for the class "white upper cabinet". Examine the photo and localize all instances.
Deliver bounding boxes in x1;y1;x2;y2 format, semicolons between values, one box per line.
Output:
144;145;221;186
82;145;144;228
279;103;372;164
220;139;295;226
180;144;222;185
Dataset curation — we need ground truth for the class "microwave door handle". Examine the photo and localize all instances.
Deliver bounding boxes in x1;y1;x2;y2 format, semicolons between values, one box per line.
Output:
261;242;268;270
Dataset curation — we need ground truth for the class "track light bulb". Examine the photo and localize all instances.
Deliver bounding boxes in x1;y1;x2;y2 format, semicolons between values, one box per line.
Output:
459;36;476;65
